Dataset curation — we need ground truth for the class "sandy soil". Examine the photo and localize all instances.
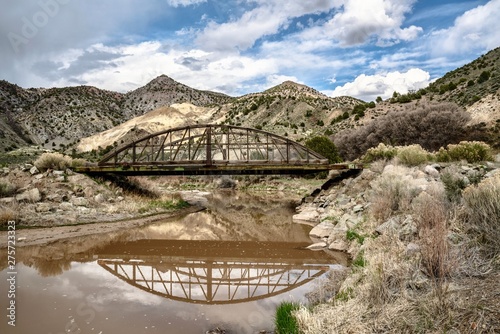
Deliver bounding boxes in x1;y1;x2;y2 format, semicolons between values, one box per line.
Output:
0;206;203;248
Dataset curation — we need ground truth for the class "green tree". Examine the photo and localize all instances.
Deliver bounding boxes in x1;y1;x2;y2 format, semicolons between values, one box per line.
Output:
305;136;342;163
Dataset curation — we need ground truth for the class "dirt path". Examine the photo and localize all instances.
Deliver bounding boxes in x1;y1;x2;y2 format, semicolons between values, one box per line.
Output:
0;206;203;248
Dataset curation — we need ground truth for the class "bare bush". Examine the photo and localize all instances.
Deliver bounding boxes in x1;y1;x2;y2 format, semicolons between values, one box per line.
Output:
334;102;470;160
462;174;500;258
34;152;72;171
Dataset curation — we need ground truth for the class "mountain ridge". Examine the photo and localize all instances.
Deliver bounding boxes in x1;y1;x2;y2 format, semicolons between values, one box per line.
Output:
1;47;499;154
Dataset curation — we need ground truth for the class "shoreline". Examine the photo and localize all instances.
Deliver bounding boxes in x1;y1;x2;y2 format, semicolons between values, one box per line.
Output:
0;205;204;248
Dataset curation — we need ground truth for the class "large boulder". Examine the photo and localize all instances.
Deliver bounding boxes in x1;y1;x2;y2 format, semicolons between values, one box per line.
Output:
292;207;320;225
309;220;336;238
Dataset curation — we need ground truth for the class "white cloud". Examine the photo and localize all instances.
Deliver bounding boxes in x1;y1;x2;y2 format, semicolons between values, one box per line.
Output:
44;41;281;95
166;0;207;7
331;68;431;101
195;0;340;51
323;0;422;46
430;0;500;55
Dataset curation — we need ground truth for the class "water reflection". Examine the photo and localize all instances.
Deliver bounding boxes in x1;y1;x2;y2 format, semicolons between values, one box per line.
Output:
0;191;347;334
91;239;334;304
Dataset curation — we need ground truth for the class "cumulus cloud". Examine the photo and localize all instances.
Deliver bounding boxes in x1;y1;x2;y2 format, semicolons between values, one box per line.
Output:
331;68;431;101
430;0;500;55
195;0;339;51
323;0;422;46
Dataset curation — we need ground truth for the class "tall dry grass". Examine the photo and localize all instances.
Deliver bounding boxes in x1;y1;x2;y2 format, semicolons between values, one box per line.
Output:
462;174;500;259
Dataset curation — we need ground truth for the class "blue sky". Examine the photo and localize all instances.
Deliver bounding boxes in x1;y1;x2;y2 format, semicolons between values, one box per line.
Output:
1;0;499;101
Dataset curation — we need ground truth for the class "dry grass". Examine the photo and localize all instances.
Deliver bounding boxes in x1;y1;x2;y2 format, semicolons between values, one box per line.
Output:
462;174;500;259
413;186;453;280
34;152;72;171
0;203;20;227
369;165;420;222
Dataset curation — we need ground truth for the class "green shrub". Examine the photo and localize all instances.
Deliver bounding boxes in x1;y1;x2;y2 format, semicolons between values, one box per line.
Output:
275;302;300;334
396;144;431;166
346;230;365;244
445;141;493;163
34;152;72;171
305;136;342;163
440;167;467;202
363;143;397;163
139;199;190;214
0;181;16;197
352;250;366;267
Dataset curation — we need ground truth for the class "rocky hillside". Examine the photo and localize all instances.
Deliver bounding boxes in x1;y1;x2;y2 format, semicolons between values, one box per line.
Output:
219;81;361;138
0;75;232;153
1;47;499;156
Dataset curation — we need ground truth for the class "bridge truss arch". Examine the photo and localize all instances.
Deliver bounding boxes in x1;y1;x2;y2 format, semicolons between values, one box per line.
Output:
91;124;331;175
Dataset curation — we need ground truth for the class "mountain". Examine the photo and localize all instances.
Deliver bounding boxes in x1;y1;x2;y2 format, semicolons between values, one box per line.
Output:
0;75;231;152
120;75;232;119
1;47;499;155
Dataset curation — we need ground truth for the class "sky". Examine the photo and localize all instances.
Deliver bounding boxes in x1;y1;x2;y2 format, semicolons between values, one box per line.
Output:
1;0;499;102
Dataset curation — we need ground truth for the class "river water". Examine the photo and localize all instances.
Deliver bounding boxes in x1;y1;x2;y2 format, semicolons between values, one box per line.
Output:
1;191;346;334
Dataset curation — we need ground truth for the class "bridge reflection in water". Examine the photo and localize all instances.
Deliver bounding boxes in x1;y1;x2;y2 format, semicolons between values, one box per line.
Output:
94;240;337;305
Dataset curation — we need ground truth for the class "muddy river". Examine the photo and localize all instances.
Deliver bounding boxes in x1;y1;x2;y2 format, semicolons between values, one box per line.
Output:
1;191;347;334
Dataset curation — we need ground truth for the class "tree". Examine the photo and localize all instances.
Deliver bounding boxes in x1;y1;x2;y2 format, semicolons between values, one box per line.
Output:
333;102;471;160
305;136;342;163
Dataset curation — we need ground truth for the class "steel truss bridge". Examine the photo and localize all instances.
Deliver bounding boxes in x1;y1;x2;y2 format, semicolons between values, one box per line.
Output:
75;124;360;175
91;240;335;304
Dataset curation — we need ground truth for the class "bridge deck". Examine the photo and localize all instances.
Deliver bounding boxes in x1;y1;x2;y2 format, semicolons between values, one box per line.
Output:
74;163;363;176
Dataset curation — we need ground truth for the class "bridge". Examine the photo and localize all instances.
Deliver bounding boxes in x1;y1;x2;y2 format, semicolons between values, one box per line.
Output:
75;124;361;175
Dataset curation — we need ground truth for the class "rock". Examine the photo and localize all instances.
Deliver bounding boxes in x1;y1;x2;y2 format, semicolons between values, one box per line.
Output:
0;197;15;204
375;217;400;235
65;169;74;176
306;242;327;250
46;194;62;203
34;174;44;180
484;169;500;179
328;239;349;252
2;167;10;175
94;193;106;203
55;176;65;182
353;204;364;213
424;165;440;178
16;188;41;203
83;187;94;198
292;207;319;224
71;197;89;207
406;243;421;256
400;215;417;239
53;170;65;176
59;202;74;211
309;221;335;238
116;196;124;202
35;203;52;212
29;166;40;175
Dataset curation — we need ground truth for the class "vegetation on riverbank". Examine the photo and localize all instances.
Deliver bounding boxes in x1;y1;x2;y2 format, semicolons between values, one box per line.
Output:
288;145;499;333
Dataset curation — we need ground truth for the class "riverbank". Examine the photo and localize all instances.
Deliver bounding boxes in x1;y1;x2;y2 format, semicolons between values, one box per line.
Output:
291;159;500;333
